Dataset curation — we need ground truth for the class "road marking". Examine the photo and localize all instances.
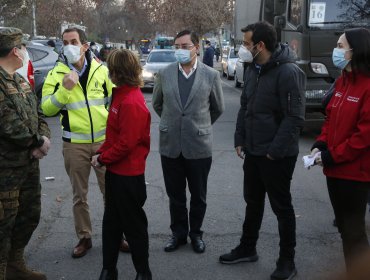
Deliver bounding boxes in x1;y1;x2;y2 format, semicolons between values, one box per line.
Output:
221;79;242;94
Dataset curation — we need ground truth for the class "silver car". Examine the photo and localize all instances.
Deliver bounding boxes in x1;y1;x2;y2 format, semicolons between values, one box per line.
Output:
221;48;238;80
234;58;245;88
27;44;58;100
142;49;176;90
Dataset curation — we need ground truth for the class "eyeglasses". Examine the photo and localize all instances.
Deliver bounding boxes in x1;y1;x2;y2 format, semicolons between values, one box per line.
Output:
174;44;194;50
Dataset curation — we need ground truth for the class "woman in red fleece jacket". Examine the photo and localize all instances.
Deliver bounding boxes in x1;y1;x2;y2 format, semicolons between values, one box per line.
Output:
311;28;370;270
91;49;151;280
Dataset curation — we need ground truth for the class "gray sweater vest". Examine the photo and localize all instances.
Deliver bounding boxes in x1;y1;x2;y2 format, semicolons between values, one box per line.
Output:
178;69;197;108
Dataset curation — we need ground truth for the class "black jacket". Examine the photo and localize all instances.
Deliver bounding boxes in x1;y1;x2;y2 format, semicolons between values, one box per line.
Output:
203;46;215;67
234;43;306;159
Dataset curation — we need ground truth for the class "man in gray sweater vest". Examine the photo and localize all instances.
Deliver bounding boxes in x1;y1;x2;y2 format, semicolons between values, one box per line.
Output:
152;30;224;254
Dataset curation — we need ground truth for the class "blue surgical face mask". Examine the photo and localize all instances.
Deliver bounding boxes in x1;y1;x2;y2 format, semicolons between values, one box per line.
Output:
332;48;351;70
175;49;193;64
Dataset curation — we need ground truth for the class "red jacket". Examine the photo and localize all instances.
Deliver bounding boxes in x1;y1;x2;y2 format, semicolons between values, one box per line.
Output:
316;71;370;182
97;85;151;176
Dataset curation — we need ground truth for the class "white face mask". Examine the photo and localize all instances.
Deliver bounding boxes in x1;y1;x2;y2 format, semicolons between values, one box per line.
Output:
16;48;30;77
238;46;253;63
64;45;82;64
15;48;29;67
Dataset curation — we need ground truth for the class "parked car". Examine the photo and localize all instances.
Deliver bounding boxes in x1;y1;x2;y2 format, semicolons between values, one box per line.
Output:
221;48;238;80
234;58;245;88
31;39;63;54
26;44;58;100
142;49;176;90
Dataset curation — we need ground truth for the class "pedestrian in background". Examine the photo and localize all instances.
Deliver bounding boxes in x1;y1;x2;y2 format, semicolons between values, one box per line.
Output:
215;45;221;62
310;27;370;270
47;39;56;53
219;21;305;280
41;27;114;259
90;41;101;60
153;30;224;254
202;40;215;67
92;49;151;280
100;42;112;62
0;27;51;280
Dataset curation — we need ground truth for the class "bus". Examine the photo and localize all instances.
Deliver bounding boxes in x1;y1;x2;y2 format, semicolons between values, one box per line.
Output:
139;39;151;54
155;36;174;49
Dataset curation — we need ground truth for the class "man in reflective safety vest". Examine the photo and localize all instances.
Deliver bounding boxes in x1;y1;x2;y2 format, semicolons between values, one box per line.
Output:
42;27;113;258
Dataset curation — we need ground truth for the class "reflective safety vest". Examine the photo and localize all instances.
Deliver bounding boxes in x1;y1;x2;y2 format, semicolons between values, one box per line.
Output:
41;58;113;143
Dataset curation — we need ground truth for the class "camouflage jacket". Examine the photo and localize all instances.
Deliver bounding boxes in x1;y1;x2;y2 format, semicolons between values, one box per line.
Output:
0;66;50;168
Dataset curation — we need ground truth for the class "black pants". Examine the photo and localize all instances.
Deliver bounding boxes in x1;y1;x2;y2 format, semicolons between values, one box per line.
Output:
327;177;370;268
161;154;212;239
102;171;150;273
241;155;297;260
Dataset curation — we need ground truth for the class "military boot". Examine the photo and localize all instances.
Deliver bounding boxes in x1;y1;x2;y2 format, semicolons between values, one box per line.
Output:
6;248;46;280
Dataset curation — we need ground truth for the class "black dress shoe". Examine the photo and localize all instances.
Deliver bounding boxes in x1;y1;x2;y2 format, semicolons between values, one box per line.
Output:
164;235;187;252
99;268;118;280
191;236;205;253
135;270;152;280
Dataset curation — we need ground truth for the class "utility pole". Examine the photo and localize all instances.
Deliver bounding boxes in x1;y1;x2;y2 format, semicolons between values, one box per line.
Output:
32;0;37;37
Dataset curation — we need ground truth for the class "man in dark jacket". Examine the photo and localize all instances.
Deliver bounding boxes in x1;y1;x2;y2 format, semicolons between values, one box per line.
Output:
202;40;215;67
219;21;306;280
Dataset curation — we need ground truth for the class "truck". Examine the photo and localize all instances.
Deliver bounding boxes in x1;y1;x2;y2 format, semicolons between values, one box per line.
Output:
233;0;369;116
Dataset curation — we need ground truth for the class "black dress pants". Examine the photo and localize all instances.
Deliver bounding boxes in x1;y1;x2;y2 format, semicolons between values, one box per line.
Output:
161;154;212;239
327;177;370;269
241;154;297;260
102;171;150;273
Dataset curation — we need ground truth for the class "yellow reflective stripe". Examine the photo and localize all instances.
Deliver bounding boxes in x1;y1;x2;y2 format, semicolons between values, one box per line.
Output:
42;95;64;109
41;95;50;104
62;129;106;140
106;96;112;106
50;95;64;109
66;98;106;110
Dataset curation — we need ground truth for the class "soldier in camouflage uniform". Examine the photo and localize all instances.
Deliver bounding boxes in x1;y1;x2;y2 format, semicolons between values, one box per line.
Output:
0;27;51;280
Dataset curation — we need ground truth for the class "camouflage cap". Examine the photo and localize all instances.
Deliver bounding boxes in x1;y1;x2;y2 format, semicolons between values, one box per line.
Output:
0;27;23;51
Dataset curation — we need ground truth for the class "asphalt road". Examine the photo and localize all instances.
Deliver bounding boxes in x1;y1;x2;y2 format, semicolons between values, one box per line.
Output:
25;73;370;280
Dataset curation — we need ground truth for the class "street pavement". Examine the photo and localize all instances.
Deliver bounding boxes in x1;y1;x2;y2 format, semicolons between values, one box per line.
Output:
25;64;370;280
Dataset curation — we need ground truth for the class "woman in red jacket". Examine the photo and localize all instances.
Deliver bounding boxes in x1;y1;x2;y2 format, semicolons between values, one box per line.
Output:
311;28;370;270
91;49;151;280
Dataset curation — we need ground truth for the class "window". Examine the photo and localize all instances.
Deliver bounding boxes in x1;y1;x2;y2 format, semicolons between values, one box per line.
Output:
147;52;176;63
263;0;275;23
308;0;369;29
289;0;303;26
27;47;48;62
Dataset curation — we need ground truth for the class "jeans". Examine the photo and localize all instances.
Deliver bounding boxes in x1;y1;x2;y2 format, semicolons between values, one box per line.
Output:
241;154;297;259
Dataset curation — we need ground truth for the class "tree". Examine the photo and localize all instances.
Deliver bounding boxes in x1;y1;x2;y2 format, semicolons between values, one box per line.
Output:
1;0;234;44
337;0;370;24
143;0;234;36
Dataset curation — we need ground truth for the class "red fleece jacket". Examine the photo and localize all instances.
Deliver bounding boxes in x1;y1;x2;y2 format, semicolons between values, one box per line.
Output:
97;85;151;176
316;71;370;182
